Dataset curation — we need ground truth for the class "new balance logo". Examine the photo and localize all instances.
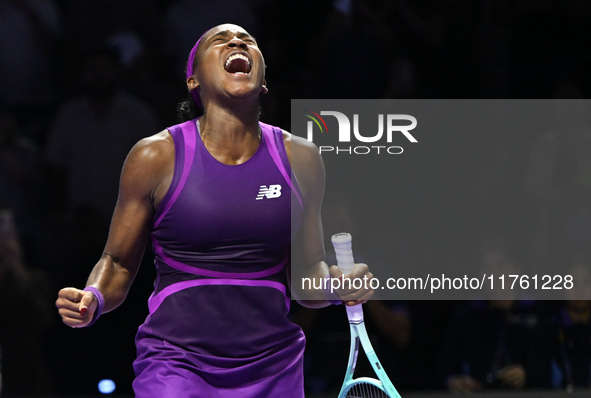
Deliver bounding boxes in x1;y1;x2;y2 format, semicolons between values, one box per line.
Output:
256;185;282;200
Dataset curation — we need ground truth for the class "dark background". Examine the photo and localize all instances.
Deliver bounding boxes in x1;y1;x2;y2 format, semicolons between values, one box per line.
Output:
1;0;591;396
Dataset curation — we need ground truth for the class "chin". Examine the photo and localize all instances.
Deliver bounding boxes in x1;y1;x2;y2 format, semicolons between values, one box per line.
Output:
226;86;260;101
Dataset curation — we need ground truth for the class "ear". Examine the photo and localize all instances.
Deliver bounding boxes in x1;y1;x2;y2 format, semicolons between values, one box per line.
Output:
261;79;268;95
187;75;199;92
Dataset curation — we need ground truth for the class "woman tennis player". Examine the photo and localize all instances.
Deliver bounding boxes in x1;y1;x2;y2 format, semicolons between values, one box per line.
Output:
55;24;374;397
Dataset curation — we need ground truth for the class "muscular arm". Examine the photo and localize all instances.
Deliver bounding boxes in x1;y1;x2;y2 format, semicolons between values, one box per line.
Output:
286;133;374;308
56;131;174;327
288;133;330;308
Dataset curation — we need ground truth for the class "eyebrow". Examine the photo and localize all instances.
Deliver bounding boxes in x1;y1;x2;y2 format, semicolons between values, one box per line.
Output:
207;30;256;43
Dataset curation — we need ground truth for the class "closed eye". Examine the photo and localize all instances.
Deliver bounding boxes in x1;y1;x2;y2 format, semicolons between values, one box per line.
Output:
207;30;257;45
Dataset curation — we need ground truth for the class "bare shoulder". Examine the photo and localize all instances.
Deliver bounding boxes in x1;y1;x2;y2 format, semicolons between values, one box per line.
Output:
281;129;324;201
129;130;174;164
121;130;175;196
281;129;320;164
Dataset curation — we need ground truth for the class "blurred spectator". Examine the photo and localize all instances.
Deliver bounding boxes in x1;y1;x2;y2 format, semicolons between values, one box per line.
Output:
0;207;54;395
528;255;591;392
61;0;161;98
112;30;180;127
0;0;62;141
526;78;591;269
435;237;538;391
528;254;591;391
0;111;43;239
45;46;158;224
437;299;538;392
436;236;536;391
62;0;179;125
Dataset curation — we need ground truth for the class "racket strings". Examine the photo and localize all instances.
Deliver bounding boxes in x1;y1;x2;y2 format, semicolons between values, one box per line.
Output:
345;381;390;398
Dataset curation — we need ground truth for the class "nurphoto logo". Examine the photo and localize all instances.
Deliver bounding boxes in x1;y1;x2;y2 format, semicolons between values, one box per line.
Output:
304;110;418;155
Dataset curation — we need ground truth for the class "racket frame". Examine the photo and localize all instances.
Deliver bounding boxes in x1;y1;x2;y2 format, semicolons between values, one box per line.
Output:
337;304;401;398
331;233;401;398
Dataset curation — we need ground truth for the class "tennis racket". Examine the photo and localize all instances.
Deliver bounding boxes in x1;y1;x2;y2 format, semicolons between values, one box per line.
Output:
331;232;402;398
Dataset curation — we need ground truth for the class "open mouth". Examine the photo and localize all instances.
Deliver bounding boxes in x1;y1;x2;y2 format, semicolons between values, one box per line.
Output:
225;53;251;74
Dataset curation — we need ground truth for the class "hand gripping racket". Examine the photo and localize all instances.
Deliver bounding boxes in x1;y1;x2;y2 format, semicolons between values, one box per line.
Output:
332;233;402;398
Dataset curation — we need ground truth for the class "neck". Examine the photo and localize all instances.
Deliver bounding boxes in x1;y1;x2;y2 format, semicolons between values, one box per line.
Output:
200;100;260;136
198;101;261;165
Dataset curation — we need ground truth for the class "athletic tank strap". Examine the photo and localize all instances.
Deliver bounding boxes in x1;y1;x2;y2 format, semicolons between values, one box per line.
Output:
261;123;304;209
153;120;197;229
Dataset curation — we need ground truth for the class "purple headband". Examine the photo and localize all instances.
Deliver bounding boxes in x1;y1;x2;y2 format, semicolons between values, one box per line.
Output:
186;30;211;109
187;36;203;108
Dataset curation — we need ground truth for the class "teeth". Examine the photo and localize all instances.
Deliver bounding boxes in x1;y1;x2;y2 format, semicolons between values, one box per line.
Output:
225;54;250;68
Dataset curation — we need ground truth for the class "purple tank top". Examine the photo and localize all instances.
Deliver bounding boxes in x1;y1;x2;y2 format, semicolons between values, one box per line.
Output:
151;118;303;281
133;119;305;395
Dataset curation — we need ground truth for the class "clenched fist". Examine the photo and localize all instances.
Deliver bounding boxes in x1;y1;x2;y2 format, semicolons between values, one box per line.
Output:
56;288;97;328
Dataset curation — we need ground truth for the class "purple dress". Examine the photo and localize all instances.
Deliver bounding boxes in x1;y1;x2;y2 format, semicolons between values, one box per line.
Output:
133;119;305;397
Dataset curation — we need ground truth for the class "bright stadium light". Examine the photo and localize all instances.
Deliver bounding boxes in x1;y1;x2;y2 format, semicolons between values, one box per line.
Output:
98;379;116;394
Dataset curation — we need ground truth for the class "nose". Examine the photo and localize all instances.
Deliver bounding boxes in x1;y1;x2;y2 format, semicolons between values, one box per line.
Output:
227;37;248;49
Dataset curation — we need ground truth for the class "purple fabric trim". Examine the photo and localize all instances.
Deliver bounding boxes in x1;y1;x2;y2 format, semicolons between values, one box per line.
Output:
323;275;342;305
83;286;105;326
153;120;197;229
150;124;184;226
153;239;287;279
148;278;289;314
262;125;303;209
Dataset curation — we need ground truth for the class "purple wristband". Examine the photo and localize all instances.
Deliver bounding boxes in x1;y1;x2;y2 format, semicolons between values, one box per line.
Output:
83;286;105;326
323;275;342;305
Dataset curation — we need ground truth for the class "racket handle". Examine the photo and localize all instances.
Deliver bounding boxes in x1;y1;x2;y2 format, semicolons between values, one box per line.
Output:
331;233;365;323
331;232;355;275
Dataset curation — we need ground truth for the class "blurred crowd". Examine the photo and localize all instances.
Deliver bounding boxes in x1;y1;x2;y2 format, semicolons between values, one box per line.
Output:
1;0;591;395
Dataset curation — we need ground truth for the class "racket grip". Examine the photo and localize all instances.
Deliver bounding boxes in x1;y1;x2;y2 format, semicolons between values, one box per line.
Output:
331;233;365;323
331;232;355;275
